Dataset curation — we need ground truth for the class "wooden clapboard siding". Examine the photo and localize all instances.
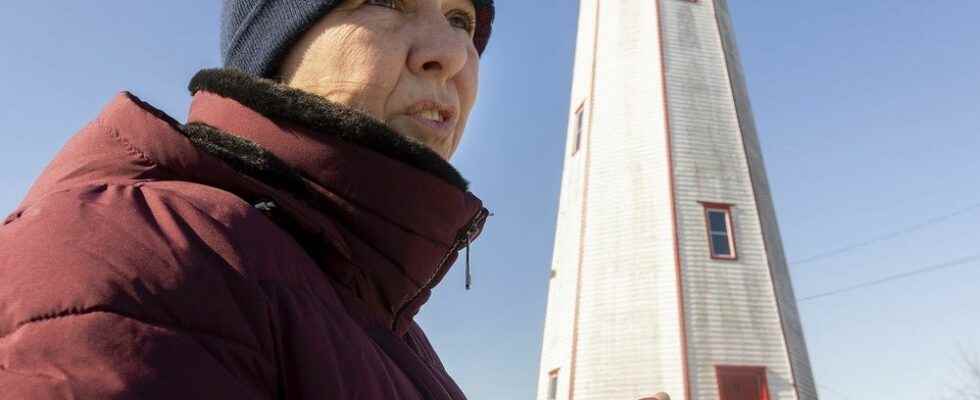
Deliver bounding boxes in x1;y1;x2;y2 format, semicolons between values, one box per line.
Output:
537;1;817;399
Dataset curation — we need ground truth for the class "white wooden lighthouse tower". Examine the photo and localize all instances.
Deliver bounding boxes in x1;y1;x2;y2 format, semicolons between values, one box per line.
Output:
537;1;817;400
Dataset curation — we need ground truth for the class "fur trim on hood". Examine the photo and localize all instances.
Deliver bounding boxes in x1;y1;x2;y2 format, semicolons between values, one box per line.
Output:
187;68;469;191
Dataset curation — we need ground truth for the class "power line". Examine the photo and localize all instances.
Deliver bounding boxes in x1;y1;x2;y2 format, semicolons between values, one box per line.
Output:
793;184;954;228
791;200;980;266
817;383;856;400
798;253;980;302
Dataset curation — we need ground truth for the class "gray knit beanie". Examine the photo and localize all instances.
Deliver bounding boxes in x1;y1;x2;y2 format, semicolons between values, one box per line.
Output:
221;0;495;79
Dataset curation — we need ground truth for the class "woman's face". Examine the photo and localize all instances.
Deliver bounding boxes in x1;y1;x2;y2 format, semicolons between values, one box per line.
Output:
278;0;480;160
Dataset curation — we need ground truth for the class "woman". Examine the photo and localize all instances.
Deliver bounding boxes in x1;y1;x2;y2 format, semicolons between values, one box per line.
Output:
0;0;494;398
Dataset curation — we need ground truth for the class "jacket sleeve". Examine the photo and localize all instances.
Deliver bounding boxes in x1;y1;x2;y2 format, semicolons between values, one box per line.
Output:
0;184;278;399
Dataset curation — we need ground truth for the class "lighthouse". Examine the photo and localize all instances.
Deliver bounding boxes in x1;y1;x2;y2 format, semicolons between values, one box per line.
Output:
536;1;818;400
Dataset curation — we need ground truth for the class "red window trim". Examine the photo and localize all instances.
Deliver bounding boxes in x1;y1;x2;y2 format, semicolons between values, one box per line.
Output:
700;201;732;210
715;365;770;400
701;202;738;260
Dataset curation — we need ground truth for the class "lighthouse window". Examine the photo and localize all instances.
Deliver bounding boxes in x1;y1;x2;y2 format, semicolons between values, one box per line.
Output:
547;369;559;400
572;103;585;154
704;204;736;260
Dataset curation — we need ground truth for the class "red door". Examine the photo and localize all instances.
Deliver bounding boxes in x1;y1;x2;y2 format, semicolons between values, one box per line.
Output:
716;366;769;400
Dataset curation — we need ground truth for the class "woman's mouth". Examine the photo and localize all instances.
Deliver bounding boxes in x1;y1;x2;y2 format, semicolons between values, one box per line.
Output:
404;101;457;138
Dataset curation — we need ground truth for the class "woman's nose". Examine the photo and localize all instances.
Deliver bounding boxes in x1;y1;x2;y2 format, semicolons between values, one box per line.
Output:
407;14;470;83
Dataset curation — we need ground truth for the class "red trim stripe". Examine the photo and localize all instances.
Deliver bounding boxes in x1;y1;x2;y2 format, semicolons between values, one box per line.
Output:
655;1;692;399
567;2;602;399
709;1;804;398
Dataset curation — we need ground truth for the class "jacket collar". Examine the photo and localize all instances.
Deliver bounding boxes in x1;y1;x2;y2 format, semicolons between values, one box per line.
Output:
185;69;488;335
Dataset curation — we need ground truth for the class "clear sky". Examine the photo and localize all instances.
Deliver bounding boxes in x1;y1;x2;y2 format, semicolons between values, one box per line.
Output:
2;1;979;399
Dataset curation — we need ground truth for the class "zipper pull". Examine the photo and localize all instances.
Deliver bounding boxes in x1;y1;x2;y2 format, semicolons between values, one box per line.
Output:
253;200;278;218
465;236;472;290
464;208;489;291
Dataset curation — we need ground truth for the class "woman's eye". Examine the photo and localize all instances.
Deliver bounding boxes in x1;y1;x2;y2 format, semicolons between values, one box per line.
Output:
446;10;476;35
364;0;404;10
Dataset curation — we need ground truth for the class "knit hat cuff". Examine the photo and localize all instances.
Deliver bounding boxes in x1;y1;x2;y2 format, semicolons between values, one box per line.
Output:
222;0;495;79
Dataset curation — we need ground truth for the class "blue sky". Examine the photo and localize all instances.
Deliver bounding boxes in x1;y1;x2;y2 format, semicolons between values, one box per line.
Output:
2;1;979;399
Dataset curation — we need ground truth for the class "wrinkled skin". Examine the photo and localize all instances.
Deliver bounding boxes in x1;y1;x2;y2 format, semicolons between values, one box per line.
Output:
279;0;480;160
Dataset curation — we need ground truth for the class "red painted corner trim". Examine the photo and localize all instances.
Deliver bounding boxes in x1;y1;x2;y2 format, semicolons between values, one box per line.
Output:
567;2;602;400
709;1;804;398
655;1;692;399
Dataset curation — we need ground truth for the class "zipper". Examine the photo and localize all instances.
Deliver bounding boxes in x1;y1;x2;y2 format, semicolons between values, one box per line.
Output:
437;207;489;291
392;207;490;329
462;209;488;291
460;207;489;290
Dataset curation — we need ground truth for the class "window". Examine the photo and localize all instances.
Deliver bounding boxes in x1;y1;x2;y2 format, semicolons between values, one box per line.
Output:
572;103;585;154
703;203;736;260
547;369;559;400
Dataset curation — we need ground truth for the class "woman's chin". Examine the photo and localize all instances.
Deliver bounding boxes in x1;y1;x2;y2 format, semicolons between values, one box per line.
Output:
387;119;452;160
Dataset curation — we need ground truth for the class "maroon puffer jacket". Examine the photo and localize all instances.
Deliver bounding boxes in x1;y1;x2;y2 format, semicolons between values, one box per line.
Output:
0;69;489;399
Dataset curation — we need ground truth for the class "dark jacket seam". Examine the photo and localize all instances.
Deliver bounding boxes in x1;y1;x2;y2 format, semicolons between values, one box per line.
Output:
0;306;265;359
94;117;189;185
97;119;153;165
5;117;163;223
0;363;63;382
